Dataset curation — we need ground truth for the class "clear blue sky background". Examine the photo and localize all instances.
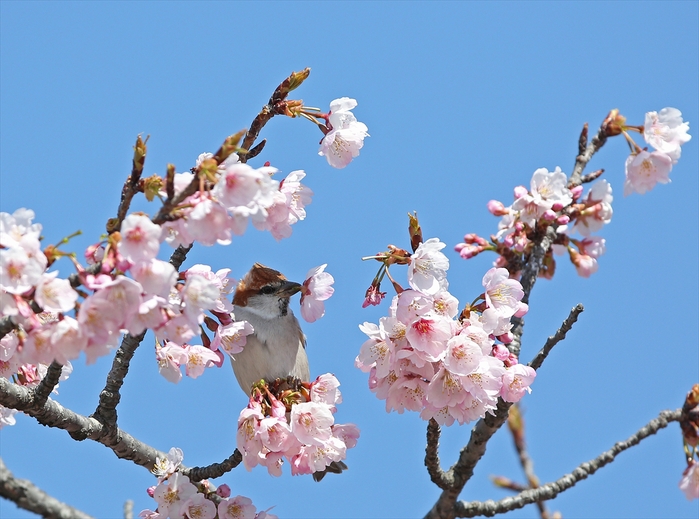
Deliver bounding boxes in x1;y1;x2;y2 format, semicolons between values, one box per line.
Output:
1;2;697;518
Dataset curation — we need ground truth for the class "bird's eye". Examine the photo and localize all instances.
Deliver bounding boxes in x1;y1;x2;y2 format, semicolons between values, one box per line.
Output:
259;285;276;295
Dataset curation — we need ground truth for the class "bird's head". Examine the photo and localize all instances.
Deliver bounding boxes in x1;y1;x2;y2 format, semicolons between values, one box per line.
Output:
233;263;302;318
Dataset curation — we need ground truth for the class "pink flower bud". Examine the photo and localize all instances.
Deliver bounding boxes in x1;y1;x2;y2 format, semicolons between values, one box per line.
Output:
515;222;525;232
498;332;513;344
542;209;557;221
571;185;584;200
503;235;514;248
492;344;510;361
556;215;570;225
146;486;156;497
487;200;508;216
514;302;529;318
551;202;564;211
513;186;529;199
216;484;231;498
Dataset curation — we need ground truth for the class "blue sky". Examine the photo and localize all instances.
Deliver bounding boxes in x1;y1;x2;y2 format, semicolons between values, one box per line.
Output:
1;1;697;518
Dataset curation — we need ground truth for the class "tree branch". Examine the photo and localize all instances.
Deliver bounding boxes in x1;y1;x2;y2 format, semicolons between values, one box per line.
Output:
527;304;584;371
451;409;681;518
92;331;146;428
0;377;165;470
33;361;65;407
182;450;243;482
0;456;94;519
425;418;451;490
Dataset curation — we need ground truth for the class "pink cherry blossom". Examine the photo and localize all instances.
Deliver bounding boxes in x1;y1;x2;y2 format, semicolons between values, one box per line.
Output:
212;320;254;357
156;343;188;384
443;334;483;376
180;273;221;322
482;267;524;317
644;107;691;162
152;472;197;519
573;180;613;236
331;423;360;449
131;259;178;298
218;495;257;519
152;447;184;482
181;492;217;519
679;459;699;500
186;196;234;246
408;238;449;295
318;97;369;169
0;245;47;295
300;264;334;323
237;404;265;471
623;149;673;196
500;364;536;402
119;214;162;264
405;314;452;362
34;271;78;313
569;248;598;278
183;345;219;379
310;373;343;407
289;401;334;446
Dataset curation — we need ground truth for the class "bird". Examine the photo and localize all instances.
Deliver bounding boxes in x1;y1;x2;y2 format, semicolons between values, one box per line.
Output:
230;263;309;394
230;263;347;481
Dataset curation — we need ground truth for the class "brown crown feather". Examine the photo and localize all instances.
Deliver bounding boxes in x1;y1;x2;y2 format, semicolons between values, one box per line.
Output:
232;263;287;306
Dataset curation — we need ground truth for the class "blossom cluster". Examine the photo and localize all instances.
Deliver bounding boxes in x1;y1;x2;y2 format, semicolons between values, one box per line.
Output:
625;108;691;196
357;238;535;426
237;374;359;476
0;161;330;423
456;166;611;278
140;448;278;519
454;108;690;279
164;153;313;245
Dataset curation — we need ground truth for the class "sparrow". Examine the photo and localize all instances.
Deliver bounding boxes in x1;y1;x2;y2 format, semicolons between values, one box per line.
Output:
231;263;309;394
230;263;347;481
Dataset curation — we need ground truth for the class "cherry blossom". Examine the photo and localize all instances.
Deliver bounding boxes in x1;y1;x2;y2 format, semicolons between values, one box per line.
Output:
679;460;699;501
623;149;673;196
212;320;254;357
34;271;78;313
183;345;220;379
218;495;257;519
152;472;197;519
644;107;691;162
290;401;334;446
500;364;536;402
482;267;525;318
318;97;369;169
180;493;216;519
299;264;334;323
119;213;162;264
408;238;449;295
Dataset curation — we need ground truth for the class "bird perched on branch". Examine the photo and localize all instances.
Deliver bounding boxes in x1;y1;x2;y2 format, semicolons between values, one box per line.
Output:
230;263;309;394
230;263;346;481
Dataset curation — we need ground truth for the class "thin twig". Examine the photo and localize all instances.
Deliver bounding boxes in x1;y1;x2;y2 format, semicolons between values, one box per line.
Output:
0;456;95;519
506;404;550;519
528;304;584;371
451;409;681;518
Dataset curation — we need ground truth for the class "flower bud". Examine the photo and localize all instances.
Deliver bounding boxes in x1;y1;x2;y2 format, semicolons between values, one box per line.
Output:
513;186;529;199
216;484;231;498
487;200;508;216
570;185;584;200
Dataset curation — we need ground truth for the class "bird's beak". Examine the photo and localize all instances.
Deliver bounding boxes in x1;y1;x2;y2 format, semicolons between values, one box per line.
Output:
277;280;303;297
